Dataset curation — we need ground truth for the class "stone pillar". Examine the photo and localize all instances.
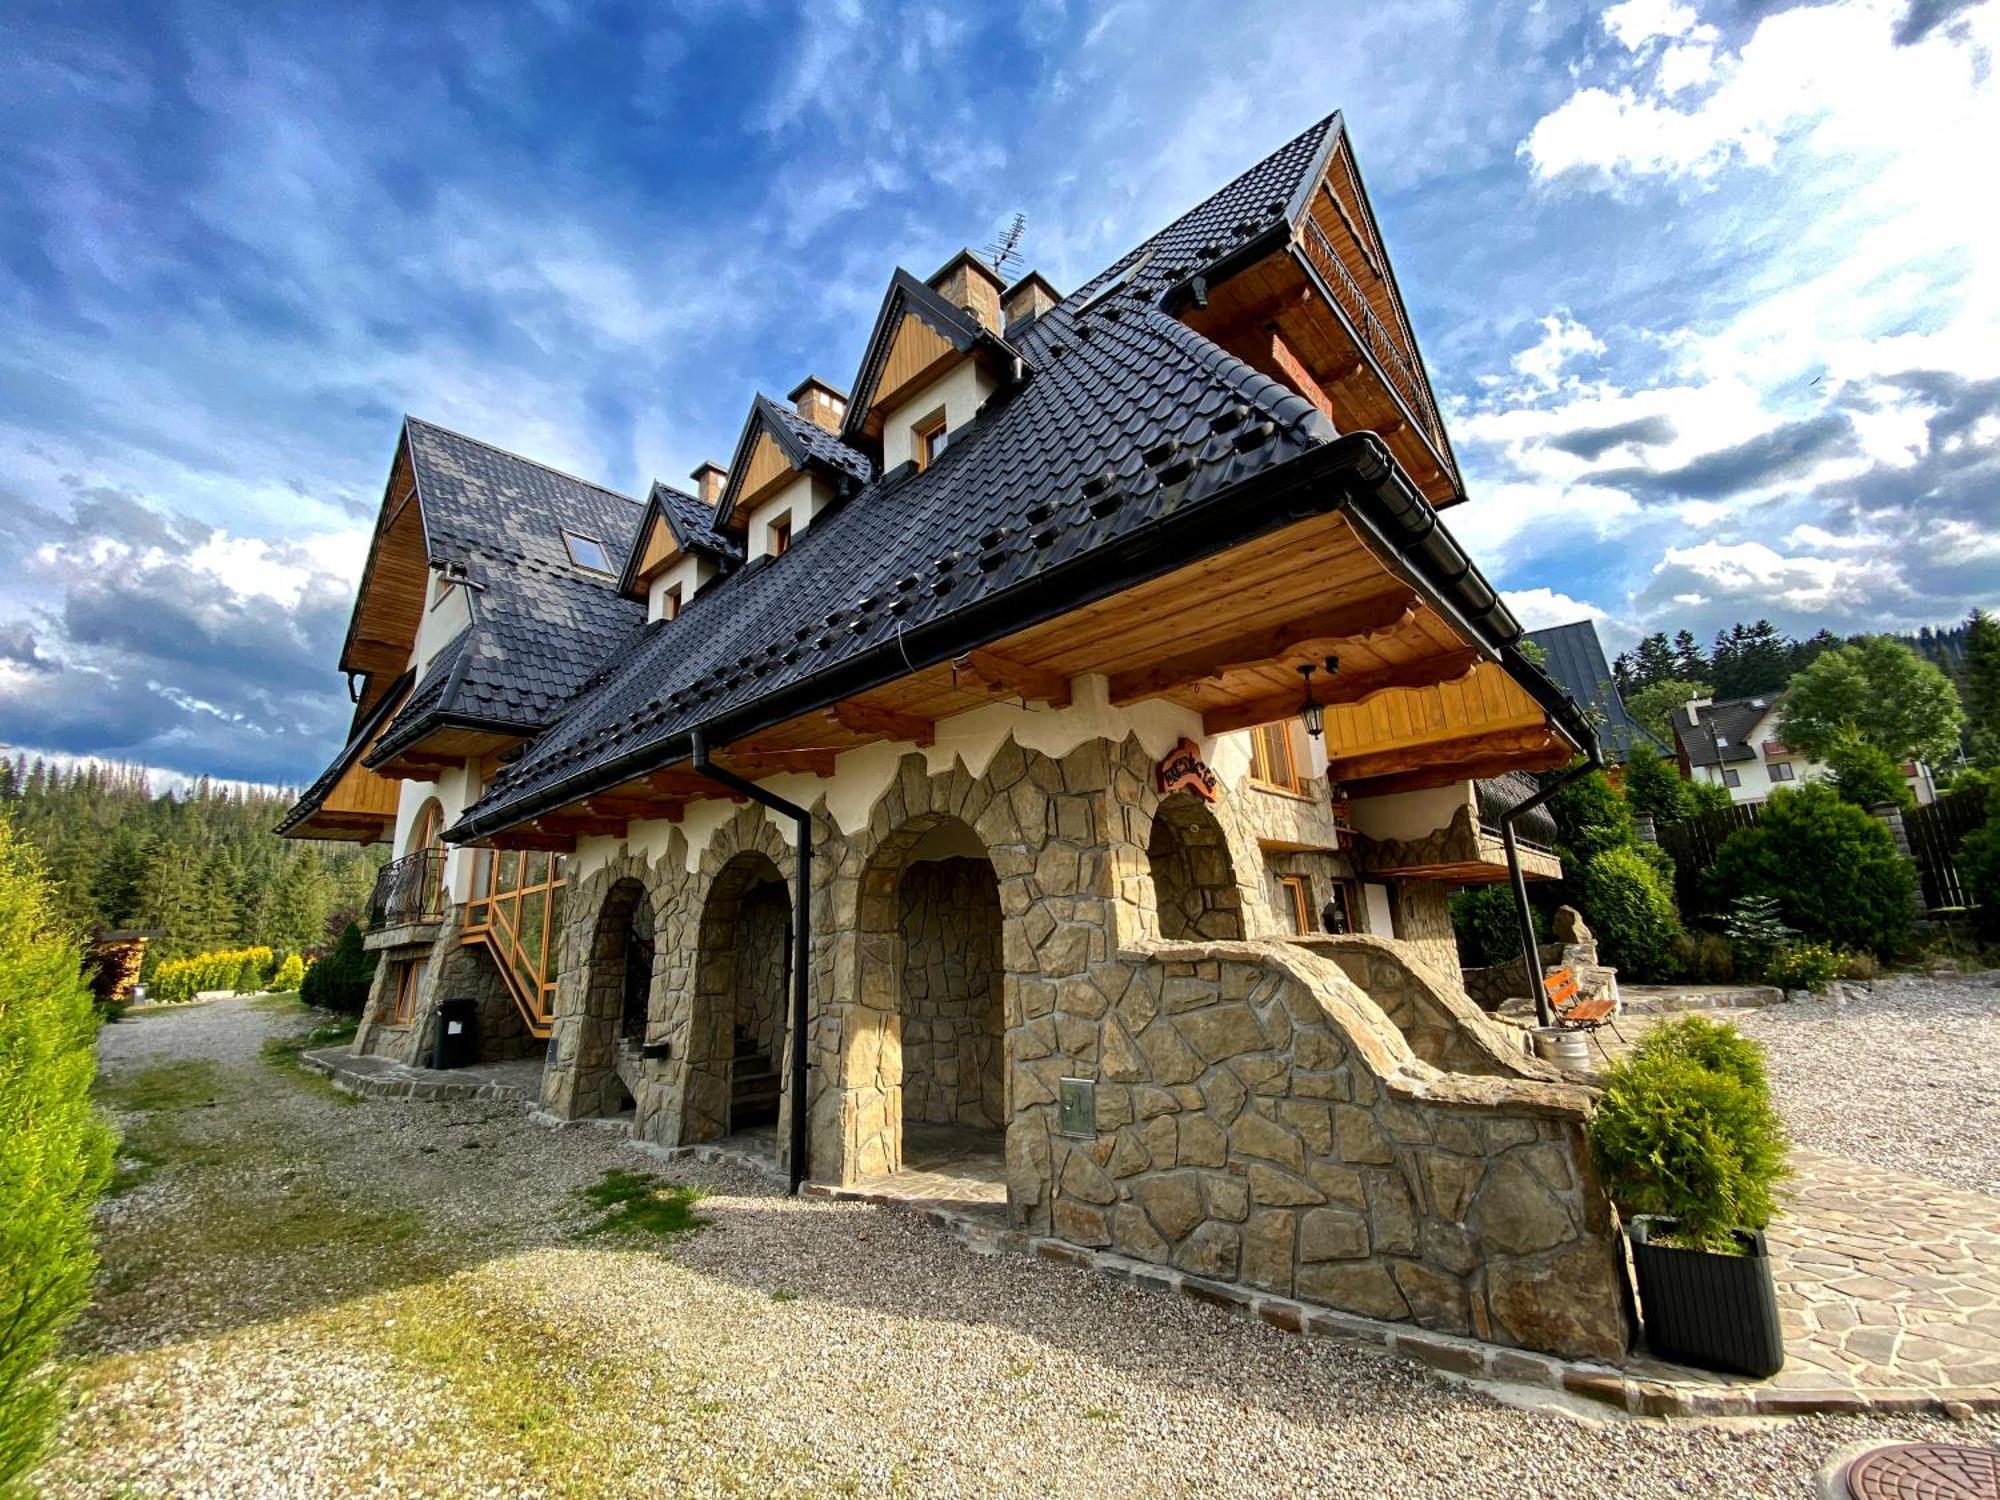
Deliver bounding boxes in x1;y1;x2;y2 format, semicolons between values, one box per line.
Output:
1632;812;1657;846
1870;802;1928;918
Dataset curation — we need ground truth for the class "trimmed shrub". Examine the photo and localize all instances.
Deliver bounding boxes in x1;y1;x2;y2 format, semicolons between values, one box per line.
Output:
1449;884;1543;968
1548;765;1634;871
1707;784;1915;956
1581;846;1682;980
1960;818;2000;938
1766;941;1841;994
299;920;375;1017
1588;1017;1787;1252
0;819;114;1487
149;945;275;1004
271;952;306;992
1824;733;1914;813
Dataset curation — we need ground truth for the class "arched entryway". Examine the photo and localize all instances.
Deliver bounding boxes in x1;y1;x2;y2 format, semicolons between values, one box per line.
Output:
687;851;791;1144
852;815;1007;1182
1147;792;1244;941
571;876;654;1118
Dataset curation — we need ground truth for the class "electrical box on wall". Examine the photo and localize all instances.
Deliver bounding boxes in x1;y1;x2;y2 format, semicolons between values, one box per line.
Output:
1057;1077;1096;1137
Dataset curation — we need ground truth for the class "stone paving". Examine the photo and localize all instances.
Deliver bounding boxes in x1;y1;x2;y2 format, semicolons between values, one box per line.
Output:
302;1046;547;1103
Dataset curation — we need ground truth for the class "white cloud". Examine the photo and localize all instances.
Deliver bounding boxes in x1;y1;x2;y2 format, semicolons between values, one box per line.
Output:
1511;313;1606;390
1505;587;1610;630
1601;0;1704;48
1652;538;1908;611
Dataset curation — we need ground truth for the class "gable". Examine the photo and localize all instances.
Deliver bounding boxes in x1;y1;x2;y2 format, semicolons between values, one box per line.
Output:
729;429;795;525
874;312;960;416
339;437;433;695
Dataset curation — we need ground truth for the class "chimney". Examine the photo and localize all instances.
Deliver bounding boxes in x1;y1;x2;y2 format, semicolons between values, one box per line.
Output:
927;249;1005;334
787;375;848;433
691;461;727;507
1001;271;1061;331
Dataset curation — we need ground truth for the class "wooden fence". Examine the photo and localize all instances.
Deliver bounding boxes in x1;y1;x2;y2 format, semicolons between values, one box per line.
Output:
1656;784;1988;918
1656;801;1764;918
1906;785;1988;910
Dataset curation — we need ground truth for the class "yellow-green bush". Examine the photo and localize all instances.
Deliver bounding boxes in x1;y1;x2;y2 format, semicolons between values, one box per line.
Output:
149;945;274;1003
271;952;307;992
0;818;113;1487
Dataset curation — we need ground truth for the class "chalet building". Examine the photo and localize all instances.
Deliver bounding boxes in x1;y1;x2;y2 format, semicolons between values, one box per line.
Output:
282;113;1629;1361
1670;693;1937;806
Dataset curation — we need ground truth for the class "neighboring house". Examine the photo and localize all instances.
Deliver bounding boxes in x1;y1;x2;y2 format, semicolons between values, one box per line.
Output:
1669;693;1937;806
279;111;1630;1362
1523;620;1668;764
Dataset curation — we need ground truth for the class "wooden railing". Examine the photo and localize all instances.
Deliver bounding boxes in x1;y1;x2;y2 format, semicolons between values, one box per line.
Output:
461;849;565;1036
1298;213;1444;450
370;848;447;927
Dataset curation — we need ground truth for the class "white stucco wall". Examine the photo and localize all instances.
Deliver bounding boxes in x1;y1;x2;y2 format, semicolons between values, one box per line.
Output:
411;576;471;676
646;553;718;623
745;473;835;560
880;359;997;471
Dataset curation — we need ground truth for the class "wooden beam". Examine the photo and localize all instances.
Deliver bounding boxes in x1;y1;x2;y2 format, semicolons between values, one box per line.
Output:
529;814;628;840
718;747;839;777
1108;591;1417;705
1201;648;1481;736
955;649;1072;708
579;796;669;820
1266;327;1333;421
1341;745;1574;799
827;701;936;747
1327;725;1568;786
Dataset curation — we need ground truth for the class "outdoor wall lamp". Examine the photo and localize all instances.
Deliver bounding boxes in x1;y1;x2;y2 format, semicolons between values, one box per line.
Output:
1297;656;1339;739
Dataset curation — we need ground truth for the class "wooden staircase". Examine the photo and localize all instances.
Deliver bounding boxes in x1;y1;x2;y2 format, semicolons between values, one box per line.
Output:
731;1025;780;1129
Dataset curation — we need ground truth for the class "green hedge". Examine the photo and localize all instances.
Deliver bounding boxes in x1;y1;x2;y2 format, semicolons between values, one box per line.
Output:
1708;783;1914;956
0;818;113;1487
149;945;274;1004
1581;846;1682;981
270;953;307;992
299;921;375;1017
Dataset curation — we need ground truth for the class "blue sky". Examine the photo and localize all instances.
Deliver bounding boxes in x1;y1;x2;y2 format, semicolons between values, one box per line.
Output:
2;0;1995;786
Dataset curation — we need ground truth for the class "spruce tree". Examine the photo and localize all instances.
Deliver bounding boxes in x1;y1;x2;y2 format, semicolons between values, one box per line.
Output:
1964;608;2000;768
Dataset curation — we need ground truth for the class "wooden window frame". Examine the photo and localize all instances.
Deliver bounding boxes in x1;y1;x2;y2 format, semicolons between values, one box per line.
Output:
913;409;948;472
389;956;428;1026
768;515;793;557
662;583;682;622
1247;720;1304;795
1277;873;1314;935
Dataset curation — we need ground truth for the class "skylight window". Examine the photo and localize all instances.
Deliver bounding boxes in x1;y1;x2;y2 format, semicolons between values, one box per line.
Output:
564;531;613;574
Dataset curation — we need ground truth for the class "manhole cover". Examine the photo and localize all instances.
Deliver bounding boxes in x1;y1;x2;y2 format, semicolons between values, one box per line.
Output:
1844;1443;2000;1500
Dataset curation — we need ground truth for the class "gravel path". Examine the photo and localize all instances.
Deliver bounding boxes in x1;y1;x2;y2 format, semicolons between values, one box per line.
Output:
43;996;1997;1499
1725;972;2000;1197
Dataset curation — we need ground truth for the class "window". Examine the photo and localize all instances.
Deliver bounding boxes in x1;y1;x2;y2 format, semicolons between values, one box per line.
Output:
389;956;428;1025
913;411;948;471
1277;873;1314;935
1321;882;1355;935
662;584;682;622
1722;768;1742;789
1247;721;1302;793
563;531;614;573
768;516;792;557
1769;761;1795;782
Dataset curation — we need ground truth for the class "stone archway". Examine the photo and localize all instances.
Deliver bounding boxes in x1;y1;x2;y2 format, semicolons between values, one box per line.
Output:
567;876;653;1119
1146;792;1245;941
687;850;791;1144
850;813;1007;1181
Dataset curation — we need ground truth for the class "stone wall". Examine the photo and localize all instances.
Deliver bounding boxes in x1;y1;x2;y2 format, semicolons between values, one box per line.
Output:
1392;880;1462;978
1298;935;1532;1078
354;906;531;1069
897;857;1005;1129
736;880;791;1067
1148;797;1245;941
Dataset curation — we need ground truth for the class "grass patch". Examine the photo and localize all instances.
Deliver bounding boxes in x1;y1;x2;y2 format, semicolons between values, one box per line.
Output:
97;1059;224;1114
575;1170;708;1240
260;1017;361;1104
768;1288;799;1303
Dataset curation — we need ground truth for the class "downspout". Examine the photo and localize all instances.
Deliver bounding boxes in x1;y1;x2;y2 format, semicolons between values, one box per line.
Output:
1498;727;1605;1029
691;727;813;1196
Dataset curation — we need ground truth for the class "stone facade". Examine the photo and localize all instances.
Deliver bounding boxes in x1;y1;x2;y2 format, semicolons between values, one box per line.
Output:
353;905;530;1068
897;858;1004;1129
363;727;1624;1361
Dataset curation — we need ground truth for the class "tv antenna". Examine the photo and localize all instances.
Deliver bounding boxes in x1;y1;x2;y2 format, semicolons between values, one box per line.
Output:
984;213;1027;278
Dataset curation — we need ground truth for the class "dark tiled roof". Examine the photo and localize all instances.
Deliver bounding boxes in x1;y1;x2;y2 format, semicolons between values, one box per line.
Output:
1069;113;1340;311
652;482;734;559
769;400;874;488
1474;771;1558;847
1671;694;1780;768
275;668;413;835
366;421;647;761
1523;620;1668;761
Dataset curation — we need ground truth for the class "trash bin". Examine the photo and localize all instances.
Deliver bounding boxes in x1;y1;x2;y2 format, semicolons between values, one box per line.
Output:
432;997;478;1070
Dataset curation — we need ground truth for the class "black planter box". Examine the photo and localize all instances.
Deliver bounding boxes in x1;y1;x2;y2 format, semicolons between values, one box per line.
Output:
1628;1218;1785;1377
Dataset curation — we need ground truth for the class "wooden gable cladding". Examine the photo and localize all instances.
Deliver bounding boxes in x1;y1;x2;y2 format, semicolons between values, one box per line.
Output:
869;311;960;424
630;510;681;590
341;443;433;681
724;429;797;527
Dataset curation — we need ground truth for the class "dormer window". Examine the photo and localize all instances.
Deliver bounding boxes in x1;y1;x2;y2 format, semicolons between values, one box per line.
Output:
564;531;614;574
662;583;682;622
768;517;793;557
914;411;948;472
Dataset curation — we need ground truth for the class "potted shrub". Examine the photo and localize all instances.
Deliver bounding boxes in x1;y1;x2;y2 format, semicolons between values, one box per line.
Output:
1588;1016;1789;1377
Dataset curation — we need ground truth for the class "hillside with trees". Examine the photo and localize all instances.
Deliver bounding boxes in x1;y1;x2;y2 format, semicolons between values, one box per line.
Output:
0;758;383;970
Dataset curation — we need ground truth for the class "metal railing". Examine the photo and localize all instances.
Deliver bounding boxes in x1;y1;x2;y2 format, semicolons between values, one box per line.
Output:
370;848;447;927
1298;213;1445;451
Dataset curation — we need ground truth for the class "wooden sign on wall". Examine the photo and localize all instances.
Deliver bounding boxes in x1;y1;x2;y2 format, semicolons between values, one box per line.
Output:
1156;738;1218;803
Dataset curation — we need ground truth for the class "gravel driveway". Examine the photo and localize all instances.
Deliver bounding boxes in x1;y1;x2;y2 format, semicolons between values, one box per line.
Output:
1726;972;2000;1197
43;994;1997;1499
